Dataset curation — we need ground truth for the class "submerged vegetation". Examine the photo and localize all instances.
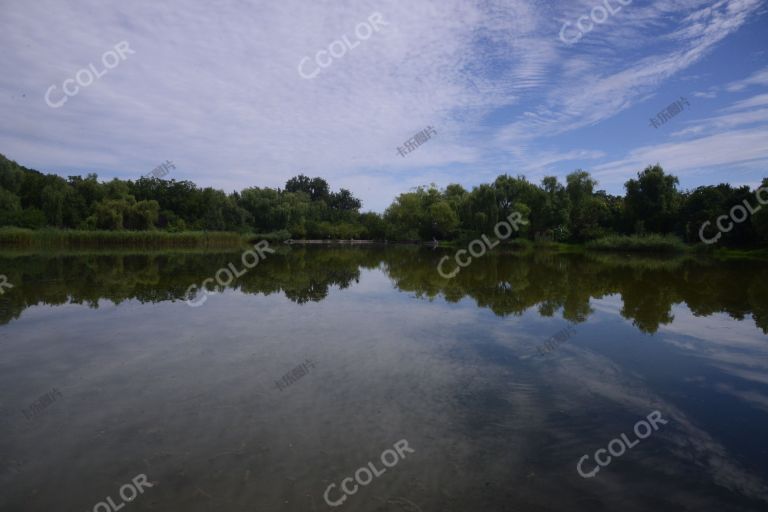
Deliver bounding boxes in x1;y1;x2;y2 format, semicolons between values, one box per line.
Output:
1;153;766;250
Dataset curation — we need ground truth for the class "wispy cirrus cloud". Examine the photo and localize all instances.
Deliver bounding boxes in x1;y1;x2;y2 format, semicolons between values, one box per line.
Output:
0;0;765;211
593;126;768;187
726;66;768;91
495;0;763;145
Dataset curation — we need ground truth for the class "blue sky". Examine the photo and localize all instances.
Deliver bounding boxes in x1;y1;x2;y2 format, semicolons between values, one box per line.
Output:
1;0;767;211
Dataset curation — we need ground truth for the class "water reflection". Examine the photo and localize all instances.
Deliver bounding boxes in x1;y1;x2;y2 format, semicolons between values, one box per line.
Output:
0;247;766;511
1;247;766;334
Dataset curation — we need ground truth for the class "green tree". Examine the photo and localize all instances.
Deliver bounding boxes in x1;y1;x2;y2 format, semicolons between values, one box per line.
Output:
0;187;22;226
285;174;330;202
752;179;768;243
540;176;571;239
384;190;426;240
428;201;459;239
566;170;606;241
624;165;680;234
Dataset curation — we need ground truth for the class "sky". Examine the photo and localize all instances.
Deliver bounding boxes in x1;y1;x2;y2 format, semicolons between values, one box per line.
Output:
1;0;767;212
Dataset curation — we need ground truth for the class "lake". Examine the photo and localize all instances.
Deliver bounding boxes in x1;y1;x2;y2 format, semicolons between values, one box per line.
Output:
1;246;767;511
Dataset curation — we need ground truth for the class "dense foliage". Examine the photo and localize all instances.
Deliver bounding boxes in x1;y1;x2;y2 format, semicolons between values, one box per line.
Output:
1;154;766;246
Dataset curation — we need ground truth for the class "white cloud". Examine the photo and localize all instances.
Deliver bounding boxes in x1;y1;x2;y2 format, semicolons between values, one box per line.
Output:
0;0;764;211
495;0;763;144
726;66;768;91
592;126;768;186
670;105;768;137
586;88;768;188
722;92;768;111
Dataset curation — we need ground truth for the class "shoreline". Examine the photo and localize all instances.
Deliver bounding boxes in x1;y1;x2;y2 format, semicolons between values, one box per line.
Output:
1;229;766;260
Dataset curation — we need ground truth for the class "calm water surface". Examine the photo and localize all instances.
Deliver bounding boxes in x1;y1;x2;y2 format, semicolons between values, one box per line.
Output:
0;247;767;511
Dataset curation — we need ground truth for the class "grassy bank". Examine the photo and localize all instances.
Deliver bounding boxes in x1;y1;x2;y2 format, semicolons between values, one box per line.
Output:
707;247;768;261
0;228;246;249
3;228;766;260
585;234;688;253
438;233;691;254
244;230;293;244
583;235;768;259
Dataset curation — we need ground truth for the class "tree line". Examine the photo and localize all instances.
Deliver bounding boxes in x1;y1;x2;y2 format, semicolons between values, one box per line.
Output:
1;153;766;246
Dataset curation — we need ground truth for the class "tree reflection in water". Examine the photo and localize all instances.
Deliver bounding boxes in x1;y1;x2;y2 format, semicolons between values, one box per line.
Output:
0;246;766;335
